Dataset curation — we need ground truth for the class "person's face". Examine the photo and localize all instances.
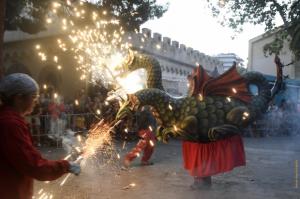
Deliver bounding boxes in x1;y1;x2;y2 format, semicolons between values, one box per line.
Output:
17;93;39;116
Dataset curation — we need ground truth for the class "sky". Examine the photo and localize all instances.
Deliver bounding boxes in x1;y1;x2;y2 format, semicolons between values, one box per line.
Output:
141;0;267;66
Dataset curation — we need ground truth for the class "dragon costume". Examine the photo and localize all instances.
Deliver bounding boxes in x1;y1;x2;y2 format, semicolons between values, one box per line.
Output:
116;53;283;143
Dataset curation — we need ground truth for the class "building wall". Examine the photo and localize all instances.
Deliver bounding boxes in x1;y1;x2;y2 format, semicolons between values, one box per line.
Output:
214;53;244;71
248;32;300;103
4;28;223;98
248;32;300;79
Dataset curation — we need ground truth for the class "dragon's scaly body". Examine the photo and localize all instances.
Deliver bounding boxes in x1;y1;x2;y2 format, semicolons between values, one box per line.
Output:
117;54;281;143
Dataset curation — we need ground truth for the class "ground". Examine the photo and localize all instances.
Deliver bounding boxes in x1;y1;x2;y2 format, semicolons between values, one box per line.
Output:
34;136;300;199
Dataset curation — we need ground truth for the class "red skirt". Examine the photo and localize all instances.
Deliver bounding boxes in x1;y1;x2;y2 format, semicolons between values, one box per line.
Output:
182;135;246;177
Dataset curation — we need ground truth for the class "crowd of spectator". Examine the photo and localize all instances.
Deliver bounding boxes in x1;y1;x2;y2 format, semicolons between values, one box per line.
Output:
28;82;121;146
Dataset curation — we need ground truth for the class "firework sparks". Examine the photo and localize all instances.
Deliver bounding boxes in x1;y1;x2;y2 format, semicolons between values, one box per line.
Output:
199;94;203;101
122;141;127;149
122;183;136;190
83;120;112;158
232;88;237;94
243;112;249;117
148;126;153;131
38;189;43;194
149;140;155;147
173;125;178;131
34;0;147;102
60;173;71;186
64;154;72;160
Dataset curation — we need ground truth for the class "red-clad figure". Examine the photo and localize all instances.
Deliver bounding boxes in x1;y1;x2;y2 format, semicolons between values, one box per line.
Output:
184;65;246;189
124;128;156;166
123;109;157;167
0;73;81;199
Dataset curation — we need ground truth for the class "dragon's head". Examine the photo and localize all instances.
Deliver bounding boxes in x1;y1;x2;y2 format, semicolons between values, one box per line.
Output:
115;50;135;75
115;94;140;123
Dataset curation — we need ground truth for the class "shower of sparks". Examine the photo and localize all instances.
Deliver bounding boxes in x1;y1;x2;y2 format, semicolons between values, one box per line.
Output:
35;0;147;103
56;120;120;190
82;120;112;158
33;0;150;195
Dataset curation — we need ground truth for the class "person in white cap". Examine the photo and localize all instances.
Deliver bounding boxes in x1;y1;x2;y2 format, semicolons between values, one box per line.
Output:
0;73;81;199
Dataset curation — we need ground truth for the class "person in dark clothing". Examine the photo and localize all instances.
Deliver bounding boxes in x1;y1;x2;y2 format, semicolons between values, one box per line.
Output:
0;73;81;199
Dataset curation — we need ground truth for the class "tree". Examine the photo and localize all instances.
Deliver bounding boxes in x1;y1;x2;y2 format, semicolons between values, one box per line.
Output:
0;0;6;78
206;0;300;61
0;0;168;77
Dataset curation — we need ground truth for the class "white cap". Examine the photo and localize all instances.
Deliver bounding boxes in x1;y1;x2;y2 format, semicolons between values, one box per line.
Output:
0;73;39;98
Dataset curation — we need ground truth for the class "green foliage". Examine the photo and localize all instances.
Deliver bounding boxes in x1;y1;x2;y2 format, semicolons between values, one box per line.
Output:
5;0;168;34
206;0;300;60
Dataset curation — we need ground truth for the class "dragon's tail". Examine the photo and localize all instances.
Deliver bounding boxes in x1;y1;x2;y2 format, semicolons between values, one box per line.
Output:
243;56;283;119
271;56;284;98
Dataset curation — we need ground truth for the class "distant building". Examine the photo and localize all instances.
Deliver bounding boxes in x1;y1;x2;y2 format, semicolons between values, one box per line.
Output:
248;31;300;79
214;53;244;71
248;31;300;104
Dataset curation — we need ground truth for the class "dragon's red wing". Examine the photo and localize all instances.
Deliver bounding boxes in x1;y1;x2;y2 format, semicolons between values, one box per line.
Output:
188;65;212;96
189;65;252;103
